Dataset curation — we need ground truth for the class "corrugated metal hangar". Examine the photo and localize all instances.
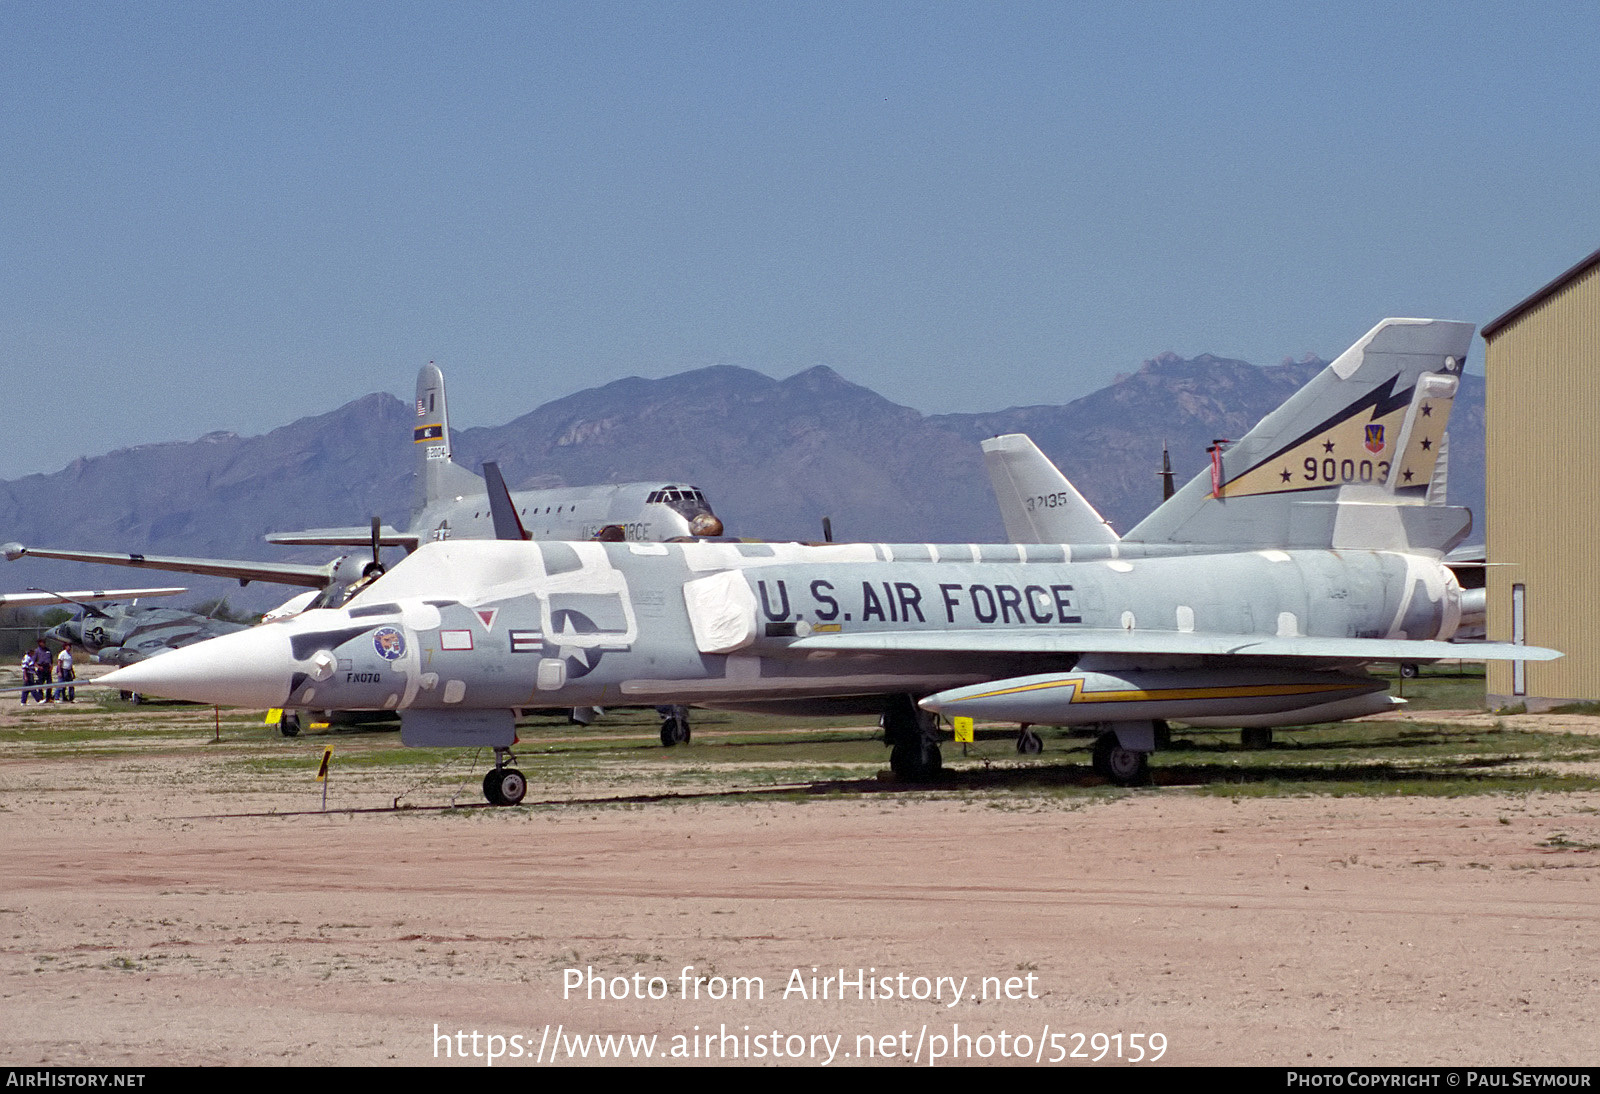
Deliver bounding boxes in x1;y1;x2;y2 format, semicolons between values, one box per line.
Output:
1482;247;1600;709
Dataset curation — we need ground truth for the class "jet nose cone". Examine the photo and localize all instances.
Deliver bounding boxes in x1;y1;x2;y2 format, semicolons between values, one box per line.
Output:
99;625;296;708
690;513;724;537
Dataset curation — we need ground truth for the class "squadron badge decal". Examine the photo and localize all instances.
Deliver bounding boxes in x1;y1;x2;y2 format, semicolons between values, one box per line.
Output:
373;627;406;661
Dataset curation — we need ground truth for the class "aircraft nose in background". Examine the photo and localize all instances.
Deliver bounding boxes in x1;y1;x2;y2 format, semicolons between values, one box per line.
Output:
690;512;724;537
99;625;298;708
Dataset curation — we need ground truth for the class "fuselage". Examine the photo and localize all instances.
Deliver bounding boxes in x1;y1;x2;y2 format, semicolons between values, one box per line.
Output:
99;538;1465;713
415;483;719;544
50;607;247;665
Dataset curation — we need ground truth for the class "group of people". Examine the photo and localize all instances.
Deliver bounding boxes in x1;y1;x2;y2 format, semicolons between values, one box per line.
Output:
20;638;73;704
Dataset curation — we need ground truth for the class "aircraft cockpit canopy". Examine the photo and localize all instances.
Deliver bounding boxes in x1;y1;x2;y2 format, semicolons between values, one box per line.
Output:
646;488;709;506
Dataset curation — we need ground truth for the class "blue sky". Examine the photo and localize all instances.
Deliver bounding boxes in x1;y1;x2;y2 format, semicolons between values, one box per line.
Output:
3;1;1596;480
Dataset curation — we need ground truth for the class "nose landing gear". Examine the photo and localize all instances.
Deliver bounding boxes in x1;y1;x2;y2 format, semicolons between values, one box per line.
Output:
482;747;527;806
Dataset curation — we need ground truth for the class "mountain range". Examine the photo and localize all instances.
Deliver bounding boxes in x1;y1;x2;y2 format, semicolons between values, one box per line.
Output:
0;354;1485;611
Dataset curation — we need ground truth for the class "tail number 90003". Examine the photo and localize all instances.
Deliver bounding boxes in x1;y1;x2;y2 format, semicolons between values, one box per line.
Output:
1304;457;1389;485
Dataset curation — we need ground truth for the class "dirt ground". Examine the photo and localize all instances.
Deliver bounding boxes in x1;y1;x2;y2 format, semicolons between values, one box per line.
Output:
2;699;1598;1067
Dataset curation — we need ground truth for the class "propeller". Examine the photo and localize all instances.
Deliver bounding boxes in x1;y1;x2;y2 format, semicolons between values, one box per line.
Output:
365;516;384;577
316;516;387;606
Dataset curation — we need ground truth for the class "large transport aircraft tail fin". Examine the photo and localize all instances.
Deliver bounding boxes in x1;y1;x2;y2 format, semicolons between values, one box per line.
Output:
981;433;1119;545
1122;318;1474;554
414;362;488;517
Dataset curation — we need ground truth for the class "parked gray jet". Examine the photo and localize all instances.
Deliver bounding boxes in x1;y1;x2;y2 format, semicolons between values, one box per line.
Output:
267;363;722;551
47;599;250;668
100;319;1559;803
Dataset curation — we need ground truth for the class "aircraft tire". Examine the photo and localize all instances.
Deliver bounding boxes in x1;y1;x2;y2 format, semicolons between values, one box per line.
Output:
659;713;690;747
1239;726;1273;750
1092;732;1149;787
890;739;942;781
1016;727;1043;754
497;769;527;806
279;713;301;738
1400;663;1419;679
484;768;526;806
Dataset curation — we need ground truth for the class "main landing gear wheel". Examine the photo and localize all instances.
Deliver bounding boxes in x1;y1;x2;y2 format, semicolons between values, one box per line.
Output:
882;694;943;780
279;712;301;738
889;739;943;780
1016;726;1044;754
1092;732;1150;787
483;767;527;806
659;711;691;747
1239;726;1274;750
1400;663;1419;679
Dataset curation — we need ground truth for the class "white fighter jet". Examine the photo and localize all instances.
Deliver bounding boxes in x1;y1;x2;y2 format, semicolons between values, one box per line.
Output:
99;319;1558;803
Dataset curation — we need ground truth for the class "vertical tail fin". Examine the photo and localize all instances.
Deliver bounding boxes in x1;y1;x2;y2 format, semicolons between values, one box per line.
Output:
1123;318;1474;552
481;462;531;541
980;434;1119;544
413;363;486;517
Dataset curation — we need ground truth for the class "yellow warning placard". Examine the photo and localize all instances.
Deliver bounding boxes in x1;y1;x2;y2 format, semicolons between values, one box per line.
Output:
953;716;974;744
315;747;333;782
264;708;282;725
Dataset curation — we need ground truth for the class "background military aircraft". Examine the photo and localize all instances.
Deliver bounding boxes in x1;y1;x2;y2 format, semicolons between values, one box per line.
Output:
981;432;1121;546
46;598;250;669
265;363;722;550
4;364;723;597
0;587;189;701
100;318;1559;804
1;587;188;658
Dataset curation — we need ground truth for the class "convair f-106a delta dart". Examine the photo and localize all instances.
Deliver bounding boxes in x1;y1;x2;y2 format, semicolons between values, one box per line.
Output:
101;319;1558;804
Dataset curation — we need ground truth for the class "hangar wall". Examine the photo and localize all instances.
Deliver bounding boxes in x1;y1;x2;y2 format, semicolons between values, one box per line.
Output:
1482;249;1600;709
